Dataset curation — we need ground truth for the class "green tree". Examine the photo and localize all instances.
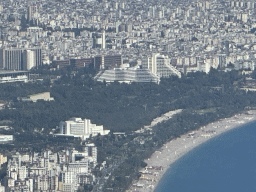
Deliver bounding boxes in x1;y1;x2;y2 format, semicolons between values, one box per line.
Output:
20;15;28;31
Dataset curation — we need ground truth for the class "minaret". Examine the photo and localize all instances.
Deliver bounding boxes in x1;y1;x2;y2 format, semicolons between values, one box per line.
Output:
102;30;105;49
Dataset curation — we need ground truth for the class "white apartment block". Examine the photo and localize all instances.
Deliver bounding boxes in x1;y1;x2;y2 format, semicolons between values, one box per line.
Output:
18;166;28;180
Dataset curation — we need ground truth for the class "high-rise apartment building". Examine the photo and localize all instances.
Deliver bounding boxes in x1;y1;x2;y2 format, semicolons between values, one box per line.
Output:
27;5;37;21
28;48;42;69
24;49;35;70
0;48;42;70
18;166;28;181
0;49;24;70
92;31;105;49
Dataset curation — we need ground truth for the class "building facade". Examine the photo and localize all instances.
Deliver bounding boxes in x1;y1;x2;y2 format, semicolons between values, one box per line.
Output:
0;49;23;70
27;5;37;21
92;31;105;49
0;154;7;166
5;146;97;192
0;70;29;83
94;55;122;70
58;118;110;140
142;53;181;78
70;58;93;68
0;48;42;70
95;66;160;83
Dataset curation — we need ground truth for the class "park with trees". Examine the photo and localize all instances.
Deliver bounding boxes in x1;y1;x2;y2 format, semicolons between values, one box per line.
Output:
0;66;256;191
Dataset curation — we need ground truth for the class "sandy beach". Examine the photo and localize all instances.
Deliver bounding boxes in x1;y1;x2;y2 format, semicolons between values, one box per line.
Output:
126;110;256;192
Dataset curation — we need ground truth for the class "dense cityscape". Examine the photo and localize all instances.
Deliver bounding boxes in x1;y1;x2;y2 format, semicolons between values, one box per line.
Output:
1;0;256;191
1;0;256;75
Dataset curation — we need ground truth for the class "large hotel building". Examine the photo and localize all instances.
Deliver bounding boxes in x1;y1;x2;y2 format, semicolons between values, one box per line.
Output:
58;118;110;140
0;48;42;70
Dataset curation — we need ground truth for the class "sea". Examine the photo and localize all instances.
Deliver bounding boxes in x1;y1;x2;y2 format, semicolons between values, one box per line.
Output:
155;121;256;192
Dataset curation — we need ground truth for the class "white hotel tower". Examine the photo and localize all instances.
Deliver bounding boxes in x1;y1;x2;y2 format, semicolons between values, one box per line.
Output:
142;53;181;78
59;118;110;140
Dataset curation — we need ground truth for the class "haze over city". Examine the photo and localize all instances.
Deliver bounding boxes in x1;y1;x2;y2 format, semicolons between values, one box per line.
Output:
1;0;256;191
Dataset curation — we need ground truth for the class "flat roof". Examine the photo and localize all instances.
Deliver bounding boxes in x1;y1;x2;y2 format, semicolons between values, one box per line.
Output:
0;70;29;75
29;92;50;97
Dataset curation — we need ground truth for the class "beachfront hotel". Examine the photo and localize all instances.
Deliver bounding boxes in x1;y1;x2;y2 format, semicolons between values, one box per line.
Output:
57;117;110;140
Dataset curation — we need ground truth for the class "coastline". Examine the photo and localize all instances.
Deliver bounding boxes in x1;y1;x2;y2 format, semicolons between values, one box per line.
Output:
126;110;256;192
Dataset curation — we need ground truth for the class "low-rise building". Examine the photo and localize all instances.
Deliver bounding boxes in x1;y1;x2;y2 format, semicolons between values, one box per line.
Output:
19;92;54;102
0;135;13;144
0;71;29;83
95;66;160;83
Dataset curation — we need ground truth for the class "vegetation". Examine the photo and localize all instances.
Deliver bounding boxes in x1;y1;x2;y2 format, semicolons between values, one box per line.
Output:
0;68;249;136
1;66;256;191
0;163;7;181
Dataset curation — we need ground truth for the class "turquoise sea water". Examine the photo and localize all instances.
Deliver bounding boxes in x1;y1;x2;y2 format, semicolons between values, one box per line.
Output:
155;121;256;192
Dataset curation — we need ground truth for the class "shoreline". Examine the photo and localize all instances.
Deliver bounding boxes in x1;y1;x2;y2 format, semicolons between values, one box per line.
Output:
126;110;256;192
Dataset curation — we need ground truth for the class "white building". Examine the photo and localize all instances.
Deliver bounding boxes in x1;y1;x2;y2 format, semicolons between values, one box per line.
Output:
0;48;41;71
58;118;110;140
0;185;5;192
68;162;89;174
6;147;96;192
20;92;54;102
60;172;77;191
18;166;28;181
142;53;181;78
0;154;7;166
26;178;34;192
0;71;29;83
0;134;13;144
92;31;105;49
25;49;36;70
95;66;160;84
71;144;97;165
